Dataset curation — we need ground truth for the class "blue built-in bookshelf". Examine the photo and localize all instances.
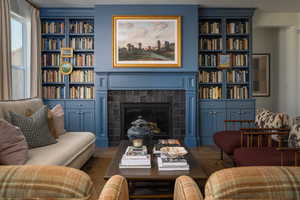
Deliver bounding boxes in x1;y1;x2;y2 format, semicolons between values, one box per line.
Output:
198;8;256;145
41;9;96;134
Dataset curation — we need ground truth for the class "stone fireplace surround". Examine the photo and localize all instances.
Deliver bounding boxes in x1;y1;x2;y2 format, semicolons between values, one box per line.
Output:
108;90;185;146
95;72;198;147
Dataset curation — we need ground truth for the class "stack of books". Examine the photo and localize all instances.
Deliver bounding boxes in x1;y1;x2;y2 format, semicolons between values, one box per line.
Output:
157;154;189;171
119;146;151;169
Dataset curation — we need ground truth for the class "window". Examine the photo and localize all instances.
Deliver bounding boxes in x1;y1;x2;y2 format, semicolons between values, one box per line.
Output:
11;12;30;100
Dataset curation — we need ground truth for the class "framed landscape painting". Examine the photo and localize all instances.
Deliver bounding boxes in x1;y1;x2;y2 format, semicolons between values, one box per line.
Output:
252;53;270;97
112;16;182;68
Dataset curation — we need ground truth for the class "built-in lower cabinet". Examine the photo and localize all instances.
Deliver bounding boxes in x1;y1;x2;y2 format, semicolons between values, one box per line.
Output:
44;100;96;133
199;100;255;145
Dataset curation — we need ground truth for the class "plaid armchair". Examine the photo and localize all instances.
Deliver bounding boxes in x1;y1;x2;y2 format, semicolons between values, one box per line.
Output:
0;165;94;200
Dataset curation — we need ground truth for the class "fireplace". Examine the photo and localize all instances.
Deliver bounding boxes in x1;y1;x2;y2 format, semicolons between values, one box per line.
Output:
121;103;172;140
108;90;185;146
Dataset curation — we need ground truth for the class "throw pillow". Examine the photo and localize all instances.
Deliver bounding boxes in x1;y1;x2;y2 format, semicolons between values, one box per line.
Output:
50;104;66;137
288;124;300;147
10;106;57;149
0;119;29;164
25;108;58;139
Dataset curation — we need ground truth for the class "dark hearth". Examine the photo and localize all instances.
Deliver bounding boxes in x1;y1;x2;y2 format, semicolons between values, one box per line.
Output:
108;90;185;146
121;103;172;140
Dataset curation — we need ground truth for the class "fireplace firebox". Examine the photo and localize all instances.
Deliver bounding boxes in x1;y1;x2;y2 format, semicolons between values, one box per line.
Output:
121;103;172;140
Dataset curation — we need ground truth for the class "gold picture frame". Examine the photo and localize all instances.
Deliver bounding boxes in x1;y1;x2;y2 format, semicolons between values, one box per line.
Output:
217;54;232;69
112;16;182;68
59;62;73;75
61;48;73;58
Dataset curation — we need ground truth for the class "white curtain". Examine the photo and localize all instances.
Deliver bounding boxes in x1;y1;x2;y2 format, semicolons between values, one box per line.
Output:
30;7;42;97
0;0;12;100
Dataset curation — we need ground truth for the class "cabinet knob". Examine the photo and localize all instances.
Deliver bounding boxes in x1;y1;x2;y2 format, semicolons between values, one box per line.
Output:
209;111;213;114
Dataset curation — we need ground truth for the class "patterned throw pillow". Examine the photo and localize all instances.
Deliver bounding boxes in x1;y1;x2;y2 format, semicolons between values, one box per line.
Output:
288;124;300;147
10;106;57;149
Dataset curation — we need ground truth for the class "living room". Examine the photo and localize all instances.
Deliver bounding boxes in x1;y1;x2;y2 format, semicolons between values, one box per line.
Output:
1;0;300;199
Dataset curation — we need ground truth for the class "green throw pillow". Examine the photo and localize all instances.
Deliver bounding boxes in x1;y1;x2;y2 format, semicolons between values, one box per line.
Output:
9;106;57;149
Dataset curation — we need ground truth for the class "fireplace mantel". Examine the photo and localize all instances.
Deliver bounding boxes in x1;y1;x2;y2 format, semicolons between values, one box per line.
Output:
95;72;198;147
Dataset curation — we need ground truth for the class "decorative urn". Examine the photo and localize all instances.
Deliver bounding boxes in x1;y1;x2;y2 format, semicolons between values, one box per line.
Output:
127;116;151;147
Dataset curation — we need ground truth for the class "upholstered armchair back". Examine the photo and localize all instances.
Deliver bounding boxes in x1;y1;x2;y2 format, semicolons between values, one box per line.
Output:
0;165;94;200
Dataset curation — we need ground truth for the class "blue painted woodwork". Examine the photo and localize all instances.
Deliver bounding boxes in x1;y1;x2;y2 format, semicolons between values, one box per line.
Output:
199;99;255;145
41;7;256;147
94;5;198;73
95;72;198;147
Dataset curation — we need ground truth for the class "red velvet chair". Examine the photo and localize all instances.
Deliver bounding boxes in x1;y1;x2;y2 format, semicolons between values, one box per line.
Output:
233;130;298;166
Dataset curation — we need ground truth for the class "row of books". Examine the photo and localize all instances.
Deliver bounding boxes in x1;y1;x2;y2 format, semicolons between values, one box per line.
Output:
228;86;249;99
43;86;63;99
227;38;248;50
199;38;223;50
227;70;248;83
199;54;217;67
119;146;151;169
42;54;60;66
70;21;94;34
200;86;222;99
232;54;248;66
70;54;94;66
199;71;223;83
70;86;94;99
42;70;64;83
42;38;66;50
227;22;249;34
42;21;64;34
200;22;220;34
70;70;94;83
70;38;94;50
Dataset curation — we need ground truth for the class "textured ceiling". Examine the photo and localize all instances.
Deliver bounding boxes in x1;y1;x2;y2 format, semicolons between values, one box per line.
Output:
30;0;300;12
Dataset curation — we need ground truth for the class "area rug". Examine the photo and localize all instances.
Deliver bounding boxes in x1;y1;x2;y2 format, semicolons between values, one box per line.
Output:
81;146;234;199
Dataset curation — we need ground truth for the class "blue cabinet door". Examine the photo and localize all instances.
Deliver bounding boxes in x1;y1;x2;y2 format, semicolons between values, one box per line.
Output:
214;109;226;133
81;109;95;133
66;109;81;131
199;109;215;145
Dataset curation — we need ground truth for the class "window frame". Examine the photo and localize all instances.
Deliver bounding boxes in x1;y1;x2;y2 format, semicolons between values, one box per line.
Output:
10;11;30;99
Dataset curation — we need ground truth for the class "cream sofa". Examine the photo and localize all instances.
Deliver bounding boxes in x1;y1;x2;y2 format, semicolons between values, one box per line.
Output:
0;98;95;169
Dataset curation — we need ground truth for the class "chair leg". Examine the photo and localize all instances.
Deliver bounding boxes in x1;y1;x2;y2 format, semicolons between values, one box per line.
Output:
220;149;224;160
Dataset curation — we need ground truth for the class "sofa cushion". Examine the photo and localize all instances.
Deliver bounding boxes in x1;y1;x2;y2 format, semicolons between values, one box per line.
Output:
213;130;241;155
0;165;94;199
0;98;44;122
233;147;296;166
205;166;300;200
26;132;95;166
0;119;28;165
10;106;57;148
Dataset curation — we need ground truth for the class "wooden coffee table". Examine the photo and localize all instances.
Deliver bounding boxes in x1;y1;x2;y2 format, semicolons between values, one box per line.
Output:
104;141;208;199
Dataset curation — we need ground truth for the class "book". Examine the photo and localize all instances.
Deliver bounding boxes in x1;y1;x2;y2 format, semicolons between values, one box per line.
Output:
120;155;151;166
124;146;148;158
160;157;188;166
157;157;189;171
119;164;151;169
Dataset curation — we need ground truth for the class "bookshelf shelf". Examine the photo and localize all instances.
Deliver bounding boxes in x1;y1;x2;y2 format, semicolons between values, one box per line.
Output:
41;16;95;100
199;33;222;37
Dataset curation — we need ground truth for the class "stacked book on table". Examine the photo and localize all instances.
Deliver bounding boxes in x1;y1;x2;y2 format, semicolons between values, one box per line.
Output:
119;146;151;169
157;153;190;171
